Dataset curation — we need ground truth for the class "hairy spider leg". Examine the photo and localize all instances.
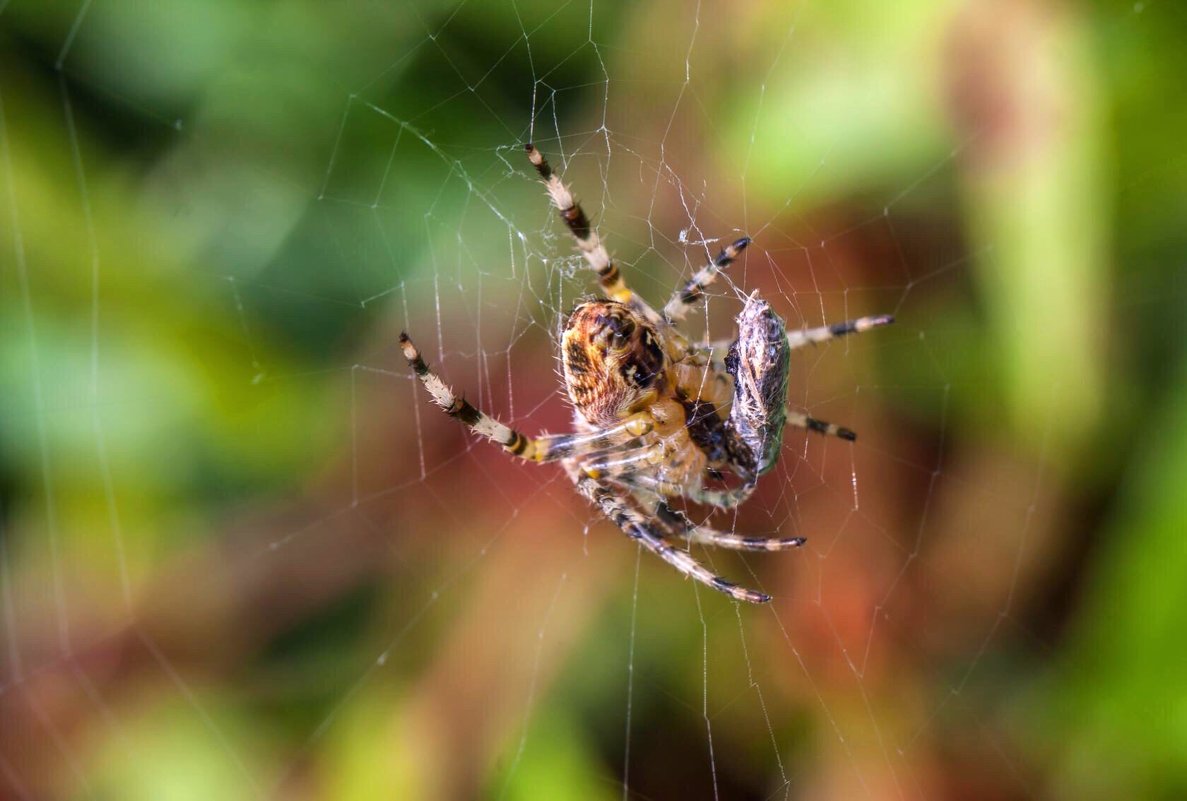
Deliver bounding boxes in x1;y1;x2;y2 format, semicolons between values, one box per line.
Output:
400;332;652;461
688;314;894;363
652;499;807;552
662;237;751;323
785;410;858;442
786;314;894;350
781;315;895;441
788;315;892;348
575;475;772;604
525;144;666;327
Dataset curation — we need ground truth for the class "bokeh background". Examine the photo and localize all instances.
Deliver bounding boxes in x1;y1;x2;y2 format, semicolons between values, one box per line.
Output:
2;1;1185;799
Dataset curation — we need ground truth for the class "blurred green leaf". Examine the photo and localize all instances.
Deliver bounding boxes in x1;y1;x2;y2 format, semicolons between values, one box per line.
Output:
1040;365;1187;799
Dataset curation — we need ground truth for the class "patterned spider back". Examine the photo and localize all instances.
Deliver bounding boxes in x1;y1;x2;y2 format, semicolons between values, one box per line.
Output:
561;300;667;427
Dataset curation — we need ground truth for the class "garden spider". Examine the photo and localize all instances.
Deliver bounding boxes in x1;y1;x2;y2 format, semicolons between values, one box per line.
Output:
399;144;893;603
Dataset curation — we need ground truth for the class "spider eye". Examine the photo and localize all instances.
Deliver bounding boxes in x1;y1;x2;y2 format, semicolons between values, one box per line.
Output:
596;314;635;347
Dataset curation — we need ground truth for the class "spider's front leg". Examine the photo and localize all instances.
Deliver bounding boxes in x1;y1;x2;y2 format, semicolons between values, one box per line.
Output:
525;144;666;328
574;474;772;604
400;332;652;462
662;236;751;323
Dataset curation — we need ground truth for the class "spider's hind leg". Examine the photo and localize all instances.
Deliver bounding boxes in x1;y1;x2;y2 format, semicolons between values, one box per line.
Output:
653;500;807;552
575;475;771;604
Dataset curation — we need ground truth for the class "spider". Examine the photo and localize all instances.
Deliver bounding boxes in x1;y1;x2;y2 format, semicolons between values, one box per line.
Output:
399;144;892;603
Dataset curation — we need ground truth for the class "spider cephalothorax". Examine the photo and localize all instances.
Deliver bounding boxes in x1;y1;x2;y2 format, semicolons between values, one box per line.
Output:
400;144;893;603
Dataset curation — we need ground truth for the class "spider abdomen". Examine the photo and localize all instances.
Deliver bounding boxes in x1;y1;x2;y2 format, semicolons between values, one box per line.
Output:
562;300;668;427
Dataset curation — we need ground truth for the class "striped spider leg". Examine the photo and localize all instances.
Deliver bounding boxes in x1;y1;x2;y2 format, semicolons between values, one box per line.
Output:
781;312;894;440
574;474;773;604
684;312;895;442
662;236;751;324
651;497;806;552
787;314;895;350
527;142;753;335
400;332;652;462
525;144;672;333
688;312;895;362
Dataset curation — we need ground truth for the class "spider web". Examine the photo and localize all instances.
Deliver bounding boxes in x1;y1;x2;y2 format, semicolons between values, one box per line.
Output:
1;0;1167;799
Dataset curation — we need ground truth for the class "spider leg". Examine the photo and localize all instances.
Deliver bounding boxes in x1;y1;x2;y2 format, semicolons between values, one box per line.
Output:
574;475;771;604
782;314;891;444
525;144;664;325
661;237;751;323
786;409;858;442
681;341;730;366
400;332;652;461
615;472;757;510
685;313;894;364
581;443;664;477
652;500;807;551
787;314;894;350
